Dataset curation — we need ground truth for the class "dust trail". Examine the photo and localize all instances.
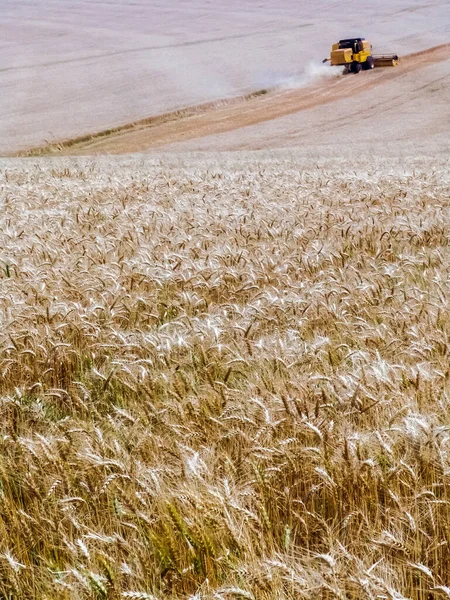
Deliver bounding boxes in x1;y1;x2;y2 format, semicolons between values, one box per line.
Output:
277;61;343;89
253;59;343;91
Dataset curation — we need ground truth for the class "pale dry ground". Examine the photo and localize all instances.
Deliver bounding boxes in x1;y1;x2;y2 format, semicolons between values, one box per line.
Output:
42;45;450;157
2;0;450;153
1;154;450;599
157;53;450;155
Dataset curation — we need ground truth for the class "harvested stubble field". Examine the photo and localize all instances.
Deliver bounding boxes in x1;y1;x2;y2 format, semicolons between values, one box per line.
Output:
1;155;450;600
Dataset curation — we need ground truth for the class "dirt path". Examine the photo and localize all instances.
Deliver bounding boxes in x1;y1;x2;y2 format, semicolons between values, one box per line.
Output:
19;43;450;156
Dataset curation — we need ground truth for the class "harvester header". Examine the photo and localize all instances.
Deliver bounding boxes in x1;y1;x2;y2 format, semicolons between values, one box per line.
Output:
323;38;399;73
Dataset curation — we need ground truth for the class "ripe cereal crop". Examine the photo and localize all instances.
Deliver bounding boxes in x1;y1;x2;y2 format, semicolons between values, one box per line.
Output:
0;155;450;599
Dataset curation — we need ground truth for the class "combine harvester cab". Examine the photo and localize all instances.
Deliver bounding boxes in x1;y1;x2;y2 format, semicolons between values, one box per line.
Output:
323;38;398;73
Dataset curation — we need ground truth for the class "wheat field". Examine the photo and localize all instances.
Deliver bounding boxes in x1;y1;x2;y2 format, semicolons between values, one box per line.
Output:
1;155;450;599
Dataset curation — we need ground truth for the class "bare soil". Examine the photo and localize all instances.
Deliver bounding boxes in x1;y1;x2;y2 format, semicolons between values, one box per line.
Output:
2;0;450;154
21;43;450;156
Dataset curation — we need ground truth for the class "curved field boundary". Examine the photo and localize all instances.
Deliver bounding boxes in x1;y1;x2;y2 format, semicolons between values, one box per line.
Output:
17;43;450;156
15;89;271;157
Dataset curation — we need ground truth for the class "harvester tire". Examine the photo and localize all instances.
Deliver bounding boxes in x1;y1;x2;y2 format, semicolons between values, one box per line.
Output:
351;62;362;74
363;56;375;70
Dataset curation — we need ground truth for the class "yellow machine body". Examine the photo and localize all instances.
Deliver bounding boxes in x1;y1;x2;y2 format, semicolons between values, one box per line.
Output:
330;40;372;66
324;38;398;73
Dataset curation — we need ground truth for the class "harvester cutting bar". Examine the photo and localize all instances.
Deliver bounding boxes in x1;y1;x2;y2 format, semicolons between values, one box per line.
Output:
373;54;399;67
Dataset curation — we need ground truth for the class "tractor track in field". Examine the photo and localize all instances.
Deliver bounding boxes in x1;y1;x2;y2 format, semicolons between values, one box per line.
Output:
17;42;450;156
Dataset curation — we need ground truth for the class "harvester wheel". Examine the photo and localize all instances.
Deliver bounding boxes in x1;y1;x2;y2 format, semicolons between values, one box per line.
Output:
363;56;375;70
351;62;362;74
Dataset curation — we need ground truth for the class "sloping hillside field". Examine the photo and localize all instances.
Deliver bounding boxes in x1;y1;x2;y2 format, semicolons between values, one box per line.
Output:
1;155;450;598
19;43;450;157
2;0;449;154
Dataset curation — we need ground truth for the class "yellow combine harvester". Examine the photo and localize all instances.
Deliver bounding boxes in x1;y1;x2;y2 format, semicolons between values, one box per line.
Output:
323;38;399;73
